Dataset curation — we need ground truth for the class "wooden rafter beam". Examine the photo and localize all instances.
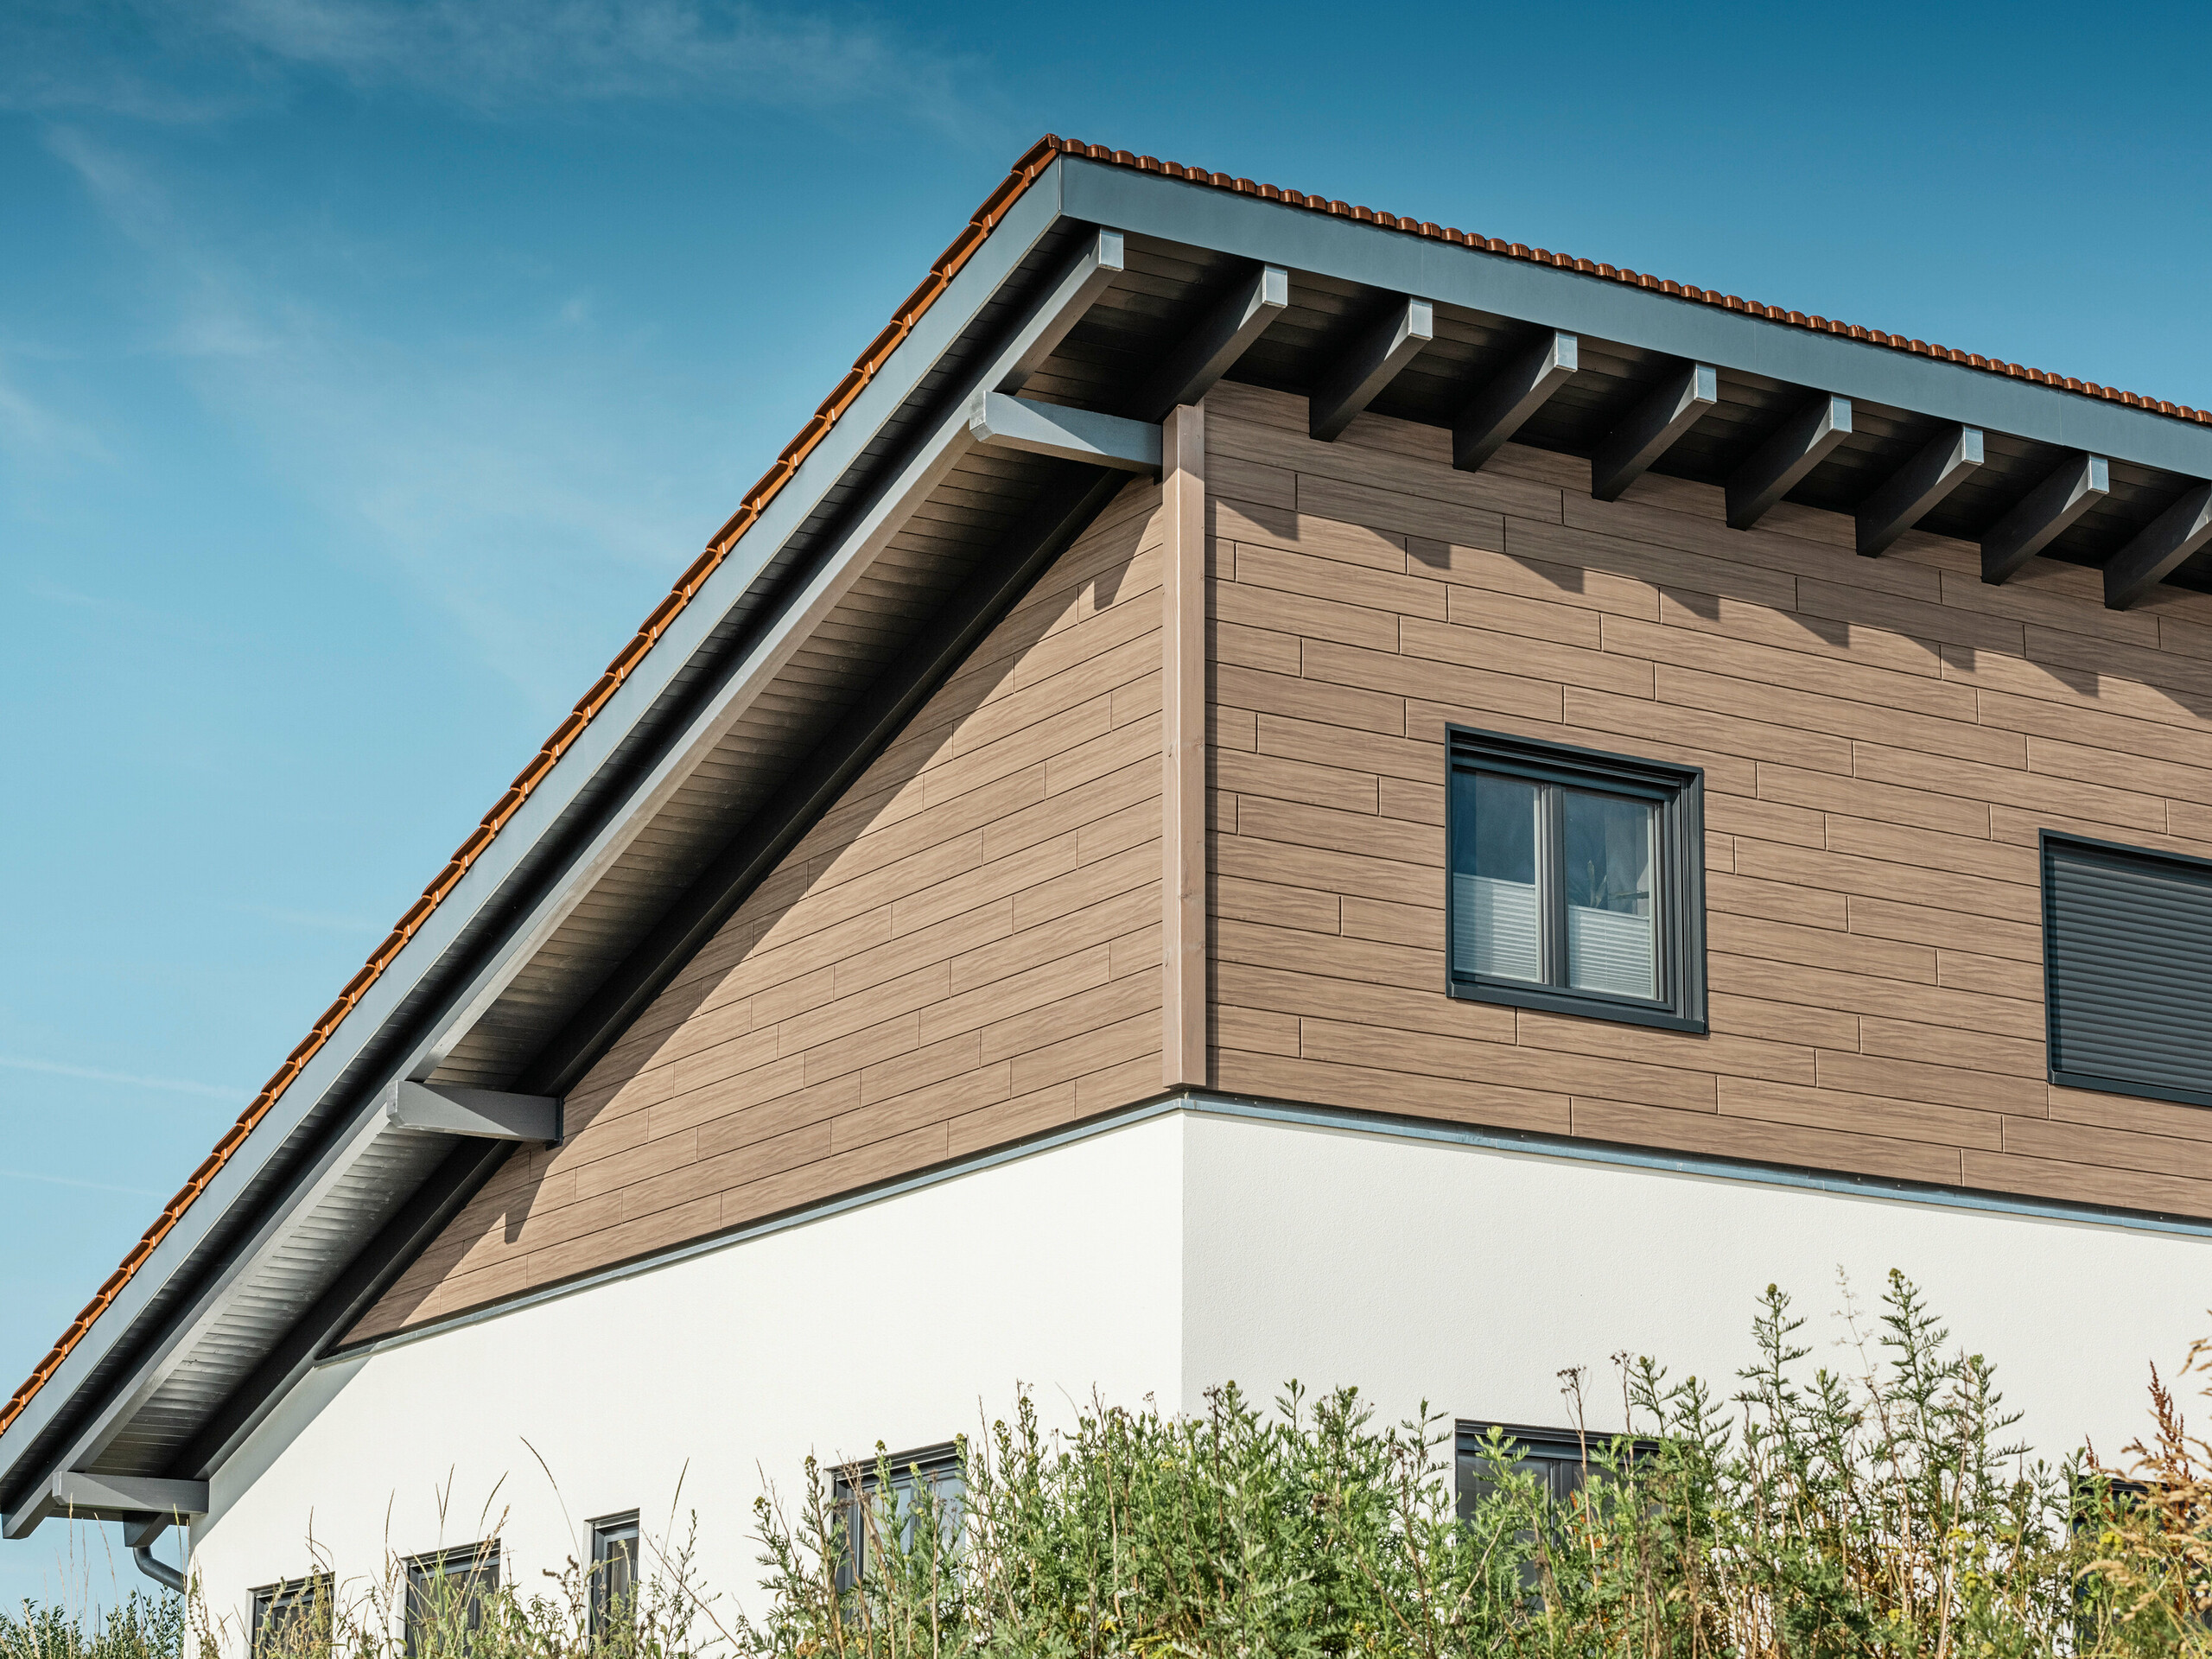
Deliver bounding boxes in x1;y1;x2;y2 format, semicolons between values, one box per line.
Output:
1591;363;1717;501
1856;423;1985;556
1453;330;1578;473
1981;452;2108;584
1309;296;1433;442
1726;394;1853;530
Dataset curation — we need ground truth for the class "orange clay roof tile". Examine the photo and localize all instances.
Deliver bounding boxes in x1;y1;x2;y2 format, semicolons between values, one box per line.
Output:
5;131;2199;1446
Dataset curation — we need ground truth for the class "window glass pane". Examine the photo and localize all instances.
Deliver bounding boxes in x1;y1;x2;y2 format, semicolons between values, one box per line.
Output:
1563;789;1656;998
591;1517;639;1638
1453;773;1541;982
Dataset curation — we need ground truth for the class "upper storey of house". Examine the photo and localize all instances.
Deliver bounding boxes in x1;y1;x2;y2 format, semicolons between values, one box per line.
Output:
10;136;2212;1548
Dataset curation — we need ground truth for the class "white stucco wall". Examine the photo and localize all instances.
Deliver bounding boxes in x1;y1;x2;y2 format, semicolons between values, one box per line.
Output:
188;1114;1187;1650
1181;1109;2212;1454
188;1104;2212;1649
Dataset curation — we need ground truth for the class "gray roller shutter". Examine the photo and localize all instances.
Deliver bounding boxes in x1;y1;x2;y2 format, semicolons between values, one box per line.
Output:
2044;833;2212;1109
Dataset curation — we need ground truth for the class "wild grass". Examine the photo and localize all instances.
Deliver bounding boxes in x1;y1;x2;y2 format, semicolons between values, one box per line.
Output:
17;1271;2212;1657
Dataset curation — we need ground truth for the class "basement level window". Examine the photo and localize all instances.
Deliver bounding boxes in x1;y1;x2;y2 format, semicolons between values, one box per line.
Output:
250;1574;333;1659
2044;833;2212;1109
404;1541;499;1658
588;1512;640;1638
1447;728;1706;1033
831;1442;964;1592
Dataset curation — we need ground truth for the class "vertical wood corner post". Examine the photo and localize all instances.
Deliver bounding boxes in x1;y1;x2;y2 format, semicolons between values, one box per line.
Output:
1162;402;1208;1090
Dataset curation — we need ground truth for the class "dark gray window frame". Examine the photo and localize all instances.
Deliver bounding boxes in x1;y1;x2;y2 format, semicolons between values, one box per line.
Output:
2042;829;2212;1110
1454;1420;1658;1516
1446;726;1707;1033
250;1574;333;1658
404;1541;499;1659
588;1511;640;1639
831;1441;963;1592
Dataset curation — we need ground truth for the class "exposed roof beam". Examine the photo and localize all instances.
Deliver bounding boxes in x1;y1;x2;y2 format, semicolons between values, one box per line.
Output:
1981;453;2109;584
380;1080;561;1142
1726;394;1853;530
996;228;1126;395
1309;296;1433;442
969;392;1162;473
4;1472;207;1541
1591;363;1717;501
1064;158;2212;480
1453;331;1578;473
1131;264;1288;420
1855;423;1985;557
2104;481;2212;608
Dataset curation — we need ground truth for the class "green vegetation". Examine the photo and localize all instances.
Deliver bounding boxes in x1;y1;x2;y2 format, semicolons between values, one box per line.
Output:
14;1273;2209;1657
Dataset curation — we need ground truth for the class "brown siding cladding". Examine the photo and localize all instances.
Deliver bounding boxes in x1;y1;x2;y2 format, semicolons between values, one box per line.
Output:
350;480;1169;1342
1205;378;2212;1220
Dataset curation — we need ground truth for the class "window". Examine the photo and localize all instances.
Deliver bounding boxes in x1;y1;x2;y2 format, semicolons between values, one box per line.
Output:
404;1542;499;1658
831;1442;963;1591
1454;1421;1655;1517
2044;832;2212;1109
1448;728;1705;1032
588;1513;639;1639
251;1575;333;1659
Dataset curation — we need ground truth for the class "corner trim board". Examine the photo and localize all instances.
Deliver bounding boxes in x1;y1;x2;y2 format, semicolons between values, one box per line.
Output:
1161;402;1207;1089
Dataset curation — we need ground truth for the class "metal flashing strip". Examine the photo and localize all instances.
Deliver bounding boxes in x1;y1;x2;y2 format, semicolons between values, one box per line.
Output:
324;1090;2212;1371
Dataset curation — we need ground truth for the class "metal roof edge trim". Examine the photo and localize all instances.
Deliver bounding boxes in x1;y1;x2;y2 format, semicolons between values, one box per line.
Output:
1044;139;2210;426
0;133;1077;1450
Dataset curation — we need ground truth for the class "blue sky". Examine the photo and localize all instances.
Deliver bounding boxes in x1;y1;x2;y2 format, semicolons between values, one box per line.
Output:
4;0;2209;1608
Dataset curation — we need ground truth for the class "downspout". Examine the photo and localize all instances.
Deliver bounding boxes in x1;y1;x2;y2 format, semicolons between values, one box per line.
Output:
131;1541;185;1594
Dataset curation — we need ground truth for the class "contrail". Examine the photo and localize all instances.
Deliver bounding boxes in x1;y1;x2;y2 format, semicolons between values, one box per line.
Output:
0;1053;242;1103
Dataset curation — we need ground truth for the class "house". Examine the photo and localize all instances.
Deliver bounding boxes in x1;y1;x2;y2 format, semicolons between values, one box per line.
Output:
8;135;2212;1643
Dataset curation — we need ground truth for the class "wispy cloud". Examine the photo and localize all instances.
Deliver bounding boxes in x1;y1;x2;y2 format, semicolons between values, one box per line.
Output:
0;1166;168;1198
43;127;696;706
3;0;974;127
0;1054;245;1103
219;0;965;117
0;360;111;470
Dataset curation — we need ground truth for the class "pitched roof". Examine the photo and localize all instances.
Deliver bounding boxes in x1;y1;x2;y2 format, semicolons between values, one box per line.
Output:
5;130;2201;1446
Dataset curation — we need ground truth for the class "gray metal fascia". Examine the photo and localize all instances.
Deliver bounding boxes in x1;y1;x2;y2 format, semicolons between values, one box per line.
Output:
0;161;1074;1493
1059;159;2212;479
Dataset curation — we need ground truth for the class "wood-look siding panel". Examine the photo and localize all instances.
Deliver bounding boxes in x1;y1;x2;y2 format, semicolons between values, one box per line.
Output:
1206;392;2212;1222
350;484;1170;1344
